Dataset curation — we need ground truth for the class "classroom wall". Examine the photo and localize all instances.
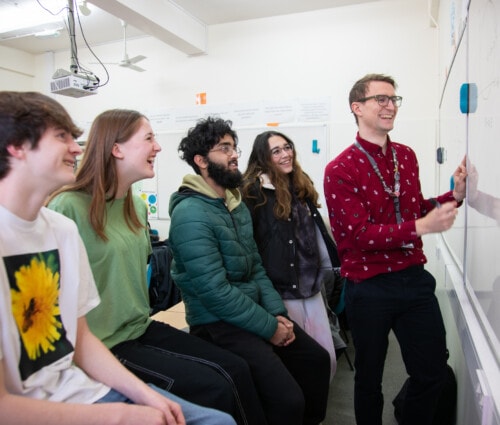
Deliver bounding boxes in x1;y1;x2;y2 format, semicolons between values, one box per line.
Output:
3;0;436;238
36;0;438;129
0;45;36;90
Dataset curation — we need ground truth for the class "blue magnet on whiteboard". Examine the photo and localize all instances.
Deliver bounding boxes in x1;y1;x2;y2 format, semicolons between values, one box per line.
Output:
450;175;454;191
312;139;320;154
459;83;478;114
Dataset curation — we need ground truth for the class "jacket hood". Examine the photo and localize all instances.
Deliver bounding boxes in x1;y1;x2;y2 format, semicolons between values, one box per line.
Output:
169;174;242;215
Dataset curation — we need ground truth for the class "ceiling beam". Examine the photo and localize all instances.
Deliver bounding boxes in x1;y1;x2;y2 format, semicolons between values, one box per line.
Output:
89;0;207;55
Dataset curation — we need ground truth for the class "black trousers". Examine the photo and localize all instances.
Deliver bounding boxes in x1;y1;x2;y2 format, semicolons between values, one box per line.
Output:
191;320;331;425
345;266;448;425
111;320;266;425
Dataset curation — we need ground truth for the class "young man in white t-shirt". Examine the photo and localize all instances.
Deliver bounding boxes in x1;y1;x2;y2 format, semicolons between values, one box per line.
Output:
0;91;235;425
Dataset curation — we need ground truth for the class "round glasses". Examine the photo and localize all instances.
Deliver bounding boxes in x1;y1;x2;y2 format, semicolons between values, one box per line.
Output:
209;145;242;157
356;94;403;108
270;144;293;158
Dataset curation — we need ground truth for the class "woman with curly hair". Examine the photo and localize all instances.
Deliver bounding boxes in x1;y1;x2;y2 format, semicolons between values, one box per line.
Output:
241;130;340;378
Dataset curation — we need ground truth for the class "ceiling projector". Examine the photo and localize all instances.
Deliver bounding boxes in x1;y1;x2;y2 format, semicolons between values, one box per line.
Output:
50;68;99;98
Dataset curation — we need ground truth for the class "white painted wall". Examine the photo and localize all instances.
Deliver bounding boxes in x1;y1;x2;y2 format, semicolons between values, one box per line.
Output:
36;0;437;138
0;0;443;298
0;45;36;90
4;0;434;237
0;0;441;274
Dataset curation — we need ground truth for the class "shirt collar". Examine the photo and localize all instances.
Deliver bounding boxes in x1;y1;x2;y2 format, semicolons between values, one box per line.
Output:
355;132;393;156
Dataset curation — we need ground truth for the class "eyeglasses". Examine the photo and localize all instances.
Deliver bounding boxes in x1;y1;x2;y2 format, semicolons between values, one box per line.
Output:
209;144;242;157
270;144;293;158
356;94;403;108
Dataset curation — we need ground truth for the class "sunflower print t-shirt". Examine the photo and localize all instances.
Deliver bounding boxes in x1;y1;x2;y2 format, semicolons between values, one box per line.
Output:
0;205;109;403
6;249;74;381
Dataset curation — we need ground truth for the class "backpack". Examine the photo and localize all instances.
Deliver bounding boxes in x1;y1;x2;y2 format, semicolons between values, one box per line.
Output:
148;239;182;315
392;361;457;425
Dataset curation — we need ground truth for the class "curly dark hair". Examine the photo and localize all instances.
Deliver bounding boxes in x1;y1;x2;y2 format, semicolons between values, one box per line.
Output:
178;116;238;174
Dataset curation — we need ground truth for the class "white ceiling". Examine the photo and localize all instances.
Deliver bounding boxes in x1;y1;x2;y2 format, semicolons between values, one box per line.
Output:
0;0;380;55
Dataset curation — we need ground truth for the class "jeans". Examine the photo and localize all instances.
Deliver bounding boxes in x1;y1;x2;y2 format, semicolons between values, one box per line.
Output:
191;320;330;425
96;383;235;425
345;266;448;425
111;320;266;425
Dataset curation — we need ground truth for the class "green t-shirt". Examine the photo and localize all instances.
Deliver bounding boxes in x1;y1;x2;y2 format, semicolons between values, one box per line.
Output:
48;191;152;348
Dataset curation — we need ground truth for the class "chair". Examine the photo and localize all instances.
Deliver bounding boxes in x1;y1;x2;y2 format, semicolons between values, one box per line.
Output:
323;270;354;371
332;281;354;371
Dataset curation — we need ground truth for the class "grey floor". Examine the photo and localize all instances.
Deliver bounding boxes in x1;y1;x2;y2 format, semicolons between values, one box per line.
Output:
325;330;406;425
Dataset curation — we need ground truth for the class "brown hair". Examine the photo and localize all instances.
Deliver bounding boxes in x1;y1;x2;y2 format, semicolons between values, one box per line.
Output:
0;91;81;179
349;74;397;124
49;109;146;240
241;130;319;220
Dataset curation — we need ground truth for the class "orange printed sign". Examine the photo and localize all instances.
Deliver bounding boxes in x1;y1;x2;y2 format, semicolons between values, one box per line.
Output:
196;92;207;105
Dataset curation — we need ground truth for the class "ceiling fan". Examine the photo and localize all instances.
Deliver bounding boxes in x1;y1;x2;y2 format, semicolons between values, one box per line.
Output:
97;20;146;72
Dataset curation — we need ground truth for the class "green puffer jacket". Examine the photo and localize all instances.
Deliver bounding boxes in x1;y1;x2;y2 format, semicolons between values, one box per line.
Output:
168;174;287;341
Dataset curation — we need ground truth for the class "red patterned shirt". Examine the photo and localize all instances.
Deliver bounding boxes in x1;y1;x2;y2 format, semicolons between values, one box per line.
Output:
324;133;456;282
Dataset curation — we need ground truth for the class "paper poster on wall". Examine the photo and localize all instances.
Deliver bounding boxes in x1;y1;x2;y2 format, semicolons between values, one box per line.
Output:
142;97;331;133
297;98;331;122
139;191;159;219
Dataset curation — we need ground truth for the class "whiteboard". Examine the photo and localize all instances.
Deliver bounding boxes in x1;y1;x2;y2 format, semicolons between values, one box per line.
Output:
155;124;329;220
465;0;500;346
438;0;500;355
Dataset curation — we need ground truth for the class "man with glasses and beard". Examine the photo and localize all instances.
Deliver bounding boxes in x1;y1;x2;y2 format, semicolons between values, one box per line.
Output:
168;117;330;425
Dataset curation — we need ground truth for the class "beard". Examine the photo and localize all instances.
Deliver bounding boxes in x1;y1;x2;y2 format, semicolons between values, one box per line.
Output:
207;159;243;189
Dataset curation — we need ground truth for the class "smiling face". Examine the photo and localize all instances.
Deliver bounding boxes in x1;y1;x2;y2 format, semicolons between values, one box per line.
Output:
269;135;294;175
205;134;242;189
25;126;82;194
352;80;398;140
113;117;161;185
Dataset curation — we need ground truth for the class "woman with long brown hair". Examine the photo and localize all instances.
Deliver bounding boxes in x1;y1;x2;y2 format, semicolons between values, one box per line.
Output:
242;130;340;378
48;109;266;425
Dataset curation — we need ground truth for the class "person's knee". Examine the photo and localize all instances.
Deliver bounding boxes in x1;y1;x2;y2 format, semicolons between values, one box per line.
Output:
313;344;332;380
204;376;238;412
319;344;331;367
220;352;253;382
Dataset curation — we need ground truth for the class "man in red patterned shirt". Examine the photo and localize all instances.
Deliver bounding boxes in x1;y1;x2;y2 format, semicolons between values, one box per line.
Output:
324;74;467;425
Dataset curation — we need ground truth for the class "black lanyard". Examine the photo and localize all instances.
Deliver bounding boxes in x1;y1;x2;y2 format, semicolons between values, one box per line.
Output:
354;141;403;224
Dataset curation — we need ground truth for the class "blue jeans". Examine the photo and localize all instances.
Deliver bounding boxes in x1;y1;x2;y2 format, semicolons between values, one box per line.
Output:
96;383;236;425
345;266;448;425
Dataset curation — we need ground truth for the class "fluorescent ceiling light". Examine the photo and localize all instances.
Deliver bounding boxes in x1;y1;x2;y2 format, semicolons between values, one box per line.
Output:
34;28;63;39
0;0;66;40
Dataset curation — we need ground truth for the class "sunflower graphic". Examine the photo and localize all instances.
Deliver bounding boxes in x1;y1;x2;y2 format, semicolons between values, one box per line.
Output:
10;255;63;361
